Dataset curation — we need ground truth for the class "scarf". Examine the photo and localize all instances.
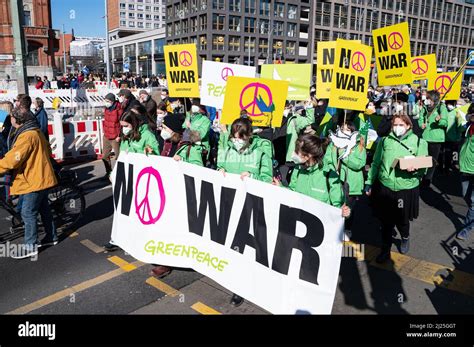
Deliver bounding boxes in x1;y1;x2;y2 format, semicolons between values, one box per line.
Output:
10;119;39;149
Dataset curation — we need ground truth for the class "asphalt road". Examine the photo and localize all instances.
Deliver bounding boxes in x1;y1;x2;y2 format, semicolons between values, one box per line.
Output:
0;159;473;315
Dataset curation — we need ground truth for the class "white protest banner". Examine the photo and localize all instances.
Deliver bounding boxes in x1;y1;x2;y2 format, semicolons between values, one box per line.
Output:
201;61;256;109
111;153;344;314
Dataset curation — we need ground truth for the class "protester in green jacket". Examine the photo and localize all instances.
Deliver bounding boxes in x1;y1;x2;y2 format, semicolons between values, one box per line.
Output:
366;114;428;263
417;90;448;185
285;105;315;162
324;123;367;197
273;133;350;219
174;130;205;167
184;104;211;151
119;109;159;155
217;117;273;183
441;102;466;172
456;105;474;241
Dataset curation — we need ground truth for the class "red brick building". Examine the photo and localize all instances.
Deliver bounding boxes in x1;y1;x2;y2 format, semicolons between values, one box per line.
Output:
0;0;59;81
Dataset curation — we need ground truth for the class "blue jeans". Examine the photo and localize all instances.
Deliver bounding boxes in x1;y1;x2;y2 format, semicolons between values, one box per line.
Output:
21;189;57;247
460;174;474;234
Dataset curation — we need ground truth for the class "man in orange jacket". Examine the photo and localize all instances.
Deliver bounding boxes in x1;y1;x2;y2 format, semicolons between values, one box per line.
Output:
0;108;58;259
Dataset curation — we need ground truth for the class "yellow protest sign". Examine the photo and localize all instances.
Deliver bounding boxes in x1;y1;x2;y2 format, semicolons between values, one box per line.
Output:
221;76;289;127
428;72;462;101
328;39;372;112
316;41;336;99
164;43;199;97
411;54;437;82
373;22;412;86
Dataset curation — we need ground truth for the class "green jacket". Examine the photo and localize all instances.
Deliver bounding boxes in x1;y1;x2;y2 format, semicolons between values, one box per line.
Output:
288;162;344;208
176;143;205;167
445;108;465;143
217;137;273;183
184;113;211;150
324;142;367;196
120;124;159;155
418;104;448;143
286;109;315;162
366;130;428;191
460;125;474;175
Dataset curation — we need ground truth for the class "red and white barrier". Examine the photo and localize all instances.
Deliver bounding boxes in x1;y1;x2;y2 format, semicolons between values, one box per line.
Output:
48;112;102;162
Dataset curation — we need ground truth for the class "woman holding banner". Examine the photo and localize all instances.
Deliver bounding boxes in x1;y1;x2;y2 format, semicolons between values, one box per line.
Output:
217;117;273;183
365;114;428;263
273;133;351;218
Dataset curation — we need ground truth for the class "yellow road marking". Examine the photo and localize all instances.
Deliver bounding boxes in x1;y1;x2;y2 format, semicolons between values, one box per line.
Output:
7;261;144;314
145;277;180;297
80;239;104;253
344;241;474;297
69;232;79;238
107;256;137;272
191;302;222;315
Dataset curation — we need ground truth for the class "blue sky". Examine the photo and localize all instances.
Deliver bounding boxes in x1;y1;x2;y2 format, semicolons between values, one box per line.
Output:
51;0;105;38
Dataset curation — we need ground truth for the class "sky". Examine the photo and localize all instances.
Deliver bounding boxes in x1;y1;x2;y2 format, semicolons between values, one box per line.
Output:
51;0;105;38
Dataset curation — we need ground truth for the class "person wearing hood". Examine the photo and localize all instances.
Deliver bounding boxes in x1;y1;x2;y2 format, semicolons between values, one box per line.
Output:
174;129;206;167
418;90;448;186
365;114;428;263
102;93;123;179
456;104;474;241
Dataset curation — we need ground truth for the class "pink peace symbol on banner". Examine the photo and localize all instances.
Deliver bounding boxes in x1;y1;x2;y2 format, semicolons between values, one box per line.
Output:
134;167;166;225
239;82;273;117
221;67;234;81
351;51;366;72
388;32;404;50
412;58;429;75
434;75;452;95
179;51;193;67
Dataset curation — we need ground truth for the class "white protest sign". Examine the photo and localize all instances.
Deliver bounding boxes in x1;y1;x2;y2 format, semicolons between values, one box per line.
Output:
111;153;344;314
200;61;256;109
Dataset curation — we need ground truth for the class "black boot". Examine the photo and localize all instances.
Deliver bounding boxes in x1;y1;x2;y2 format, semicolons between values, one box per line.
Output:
230;294;244;307
376;249;391;264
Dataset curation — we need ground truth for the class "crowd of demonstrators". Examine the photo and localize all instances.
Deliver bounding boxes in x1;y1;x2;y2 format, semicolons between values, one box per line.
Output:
31;71;168;90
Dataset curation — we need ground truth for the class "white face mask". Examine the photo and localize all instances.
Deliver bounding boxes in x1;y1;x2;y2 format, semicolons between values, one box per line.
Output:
421;95;427;101
191;105;201;114
447;105;455;111
161;93;167;99
393;125;407;137
160;129;173;141
395;103;404;113
424;99;432;106
105;101;113;108
231;138;246;151
119;96;125;103
291;152;306;164
283;109;290;117
122;127;132;136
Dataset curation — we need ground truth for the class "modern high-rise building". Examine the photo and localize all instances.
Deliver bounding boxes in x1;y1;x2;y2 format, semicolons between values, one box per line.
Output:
312;0;474;77
0;0;59;80
107;0;167;41
165;0;314;73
